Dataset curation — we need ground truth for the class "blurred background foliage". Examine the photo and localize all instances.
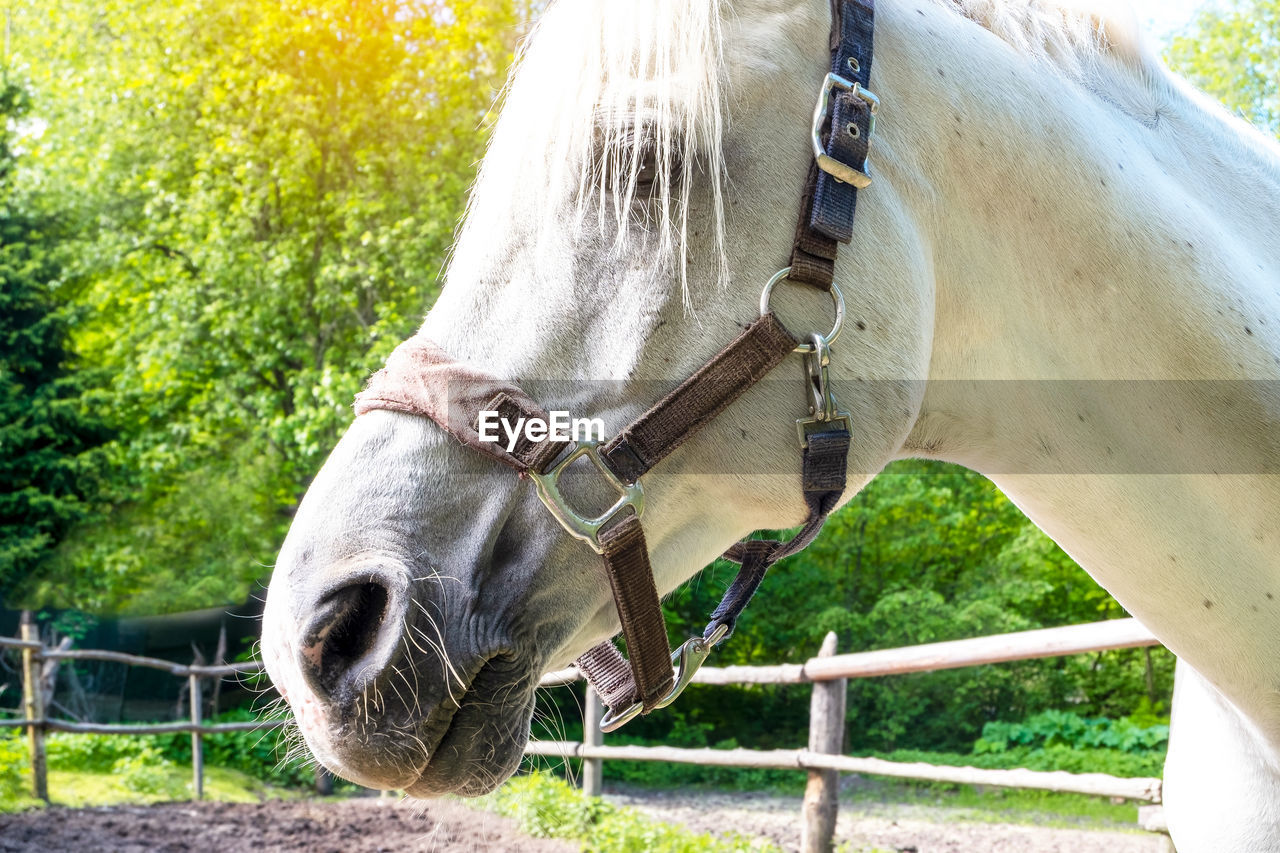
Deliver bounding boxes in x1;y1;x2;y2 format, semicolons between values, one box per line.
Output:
4;0;520;611
1;0;1276;762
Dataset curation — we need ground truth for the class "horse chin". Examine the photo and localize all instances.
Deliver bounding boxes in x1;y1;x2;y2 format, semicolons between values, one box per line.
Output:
293;651;538;797
403;655;538;797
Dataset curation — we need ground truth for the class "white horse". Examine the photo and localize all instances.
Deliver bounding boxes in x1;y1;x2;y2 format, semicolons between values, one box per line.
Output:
261;1;1280;849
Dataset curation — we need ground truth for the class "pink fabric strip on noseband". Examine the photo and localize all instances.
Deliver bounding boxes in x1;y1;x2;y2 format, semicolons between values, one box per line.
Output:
354;337;567;474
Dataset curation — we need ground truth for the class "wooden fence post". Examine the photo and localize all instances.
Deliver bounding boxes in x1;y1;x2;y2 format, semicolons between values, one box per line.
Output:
19;612;49;802
802;632;845;853
189;673;204;800
582;686;604;797
315;767;335;796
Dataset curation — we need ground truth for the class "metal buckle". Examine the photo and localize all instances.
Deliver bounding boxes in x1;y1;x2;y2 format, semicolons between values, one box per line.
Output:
529;441;644;555
796;332;852;448
598;624;730;733
811;72;879;189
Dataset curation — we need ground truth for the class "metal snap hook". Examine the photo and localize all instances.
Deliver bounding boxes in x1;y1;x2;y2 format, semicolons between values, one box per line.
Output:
598;623;730;732
796;332;853;448
803;332;837;419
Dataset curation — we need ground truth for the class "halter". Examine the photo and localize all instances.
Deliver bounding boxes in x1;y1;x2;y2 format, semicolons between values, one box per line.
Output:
354;0;878;731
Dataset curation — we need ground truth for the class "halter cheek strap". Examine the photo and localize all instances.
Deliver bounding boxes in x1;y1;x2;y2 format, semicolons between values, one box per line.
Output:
353;0;876;730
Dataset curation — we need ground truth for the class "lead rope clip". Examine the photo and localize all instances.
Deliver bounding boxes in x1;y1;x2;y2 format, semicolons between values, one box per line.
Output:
797;332;851;447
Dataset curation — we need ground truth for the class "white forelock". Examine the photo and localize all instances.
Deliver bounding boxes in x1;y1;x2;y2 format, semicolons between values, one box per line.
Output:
495;0;728;303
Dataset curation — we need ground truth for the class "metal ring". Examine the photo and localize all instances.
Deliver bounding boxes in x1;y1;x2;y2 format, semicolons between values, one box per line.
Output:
758;267;845;353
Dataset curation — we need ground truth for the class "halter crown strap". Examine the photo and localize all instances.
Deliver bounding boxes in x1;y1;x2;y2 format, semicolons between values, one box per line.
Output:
791;0;876;288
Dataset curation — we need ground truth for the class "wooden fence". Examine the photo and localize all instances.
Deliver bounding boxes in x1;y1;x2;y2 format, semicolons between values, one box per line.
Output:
0;612;284;802
1;614;1166;851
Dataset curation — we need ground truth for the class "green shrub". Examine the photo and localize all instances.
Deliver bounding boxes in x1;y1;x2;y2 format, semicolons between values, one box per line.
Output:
974;710;1169;755
47;732;156;773
484;771;779;852
494;772;603;839
0;731;29;800
112;745;181;796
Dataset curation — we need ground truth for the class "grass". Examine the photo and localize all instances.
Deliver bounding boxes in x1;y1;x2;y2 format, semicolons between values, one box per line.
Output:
0;765;304;813
476;770;784;852
838;776;1146;830
474;770;1152;853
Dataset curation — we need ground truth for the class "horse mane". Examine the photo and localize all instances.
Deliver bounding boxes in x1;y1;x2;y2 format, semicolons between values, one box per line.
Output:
942;0;1152;78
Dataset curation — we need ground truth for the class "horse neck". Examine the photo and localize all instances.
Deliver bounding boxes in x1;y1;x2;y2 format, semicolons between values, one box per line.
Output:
884;2;1280;431
889;2;1280;739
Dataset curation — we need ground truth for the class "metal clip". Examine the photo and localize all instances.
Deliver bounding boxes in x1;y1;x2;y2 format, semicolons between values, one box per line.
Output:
811;72;879;188
797;332;852;448
598;624;730;732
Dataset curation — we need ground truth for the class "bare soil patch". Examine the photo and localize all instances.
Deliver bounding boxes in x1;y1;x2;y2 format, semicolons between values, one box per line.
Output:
0;797;573;853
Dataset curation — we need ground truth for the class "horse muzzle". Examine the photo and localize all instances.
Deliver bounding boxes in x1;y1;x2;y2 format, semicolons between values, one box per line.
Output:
262;560;535;795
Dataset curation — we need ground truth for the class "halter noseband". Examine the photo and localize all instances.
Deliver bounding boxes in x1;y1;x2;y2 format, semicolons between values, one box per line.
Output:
355;0;878;731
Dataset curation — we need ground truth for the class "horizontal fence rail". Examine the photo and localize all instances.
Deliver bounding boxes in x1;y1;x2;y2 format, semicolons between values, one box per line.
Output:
0;718;288;735
1;616;1162;689
801;618;1160;681
534;618;1160;688
0;638;263;678
1;616;1168;845
523;741;1163;802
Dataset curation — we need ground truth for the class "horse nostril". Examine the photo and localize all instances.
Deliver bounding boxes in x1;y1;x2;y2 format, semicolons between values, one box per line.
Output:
300;581;392;698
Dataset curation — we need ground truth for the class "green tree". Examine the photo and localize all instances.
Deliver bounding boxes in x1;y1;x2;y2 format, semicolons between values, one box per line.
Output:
0;73;112;602
8;0;517;612
644;462;1173;753
1166;0;1280;135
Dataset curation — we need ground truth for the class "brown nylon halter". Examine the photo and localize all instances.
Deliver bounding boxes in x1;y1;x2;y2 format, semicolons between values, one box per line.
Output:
354;0;877;731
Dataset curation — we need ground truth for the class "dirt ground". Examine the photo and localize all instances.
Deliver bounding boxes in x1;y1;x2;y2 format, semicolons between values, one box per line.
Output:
0;789;1173;853
606;786;1170;853
0;798;573;853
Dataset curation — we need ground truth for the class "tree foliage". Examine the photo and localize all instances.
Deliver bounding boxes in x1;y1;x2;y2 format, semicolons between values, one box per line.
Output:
0;72;112;601
1166;0;1280;135
8;0;518;612
638;462;1174;754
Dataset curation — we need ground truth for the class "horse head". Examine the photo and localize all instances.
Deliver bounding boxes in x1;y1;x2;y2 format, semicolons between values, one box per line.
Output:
261;0;934;796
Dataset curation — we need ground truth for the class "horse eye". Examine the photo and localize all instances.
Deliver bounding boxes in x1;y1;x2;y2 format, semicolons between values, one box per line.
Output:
592;125;681;202
633;142;662;195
